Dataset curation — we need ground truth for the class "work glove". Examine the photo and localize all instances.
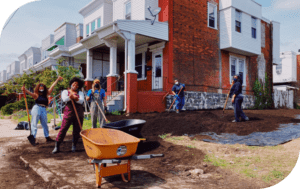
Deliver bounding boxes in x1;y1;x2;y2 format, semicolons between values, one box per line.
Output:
175;94;179;98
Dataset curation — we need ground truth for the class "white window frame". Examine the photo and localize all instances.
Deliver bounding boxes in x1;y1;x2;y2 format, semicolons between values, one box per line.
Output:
91;20;96;34
97;17;102;28
229;55;246;87
251;17;257;39
86;23;90;37
125;1;131;20
235;9;242;33
207;3;217;30
135;44;148;81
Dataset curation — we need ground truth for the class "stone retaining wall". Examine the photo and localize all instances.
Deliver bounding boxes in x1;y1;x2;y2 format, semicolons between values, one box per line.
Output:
166;91;255;111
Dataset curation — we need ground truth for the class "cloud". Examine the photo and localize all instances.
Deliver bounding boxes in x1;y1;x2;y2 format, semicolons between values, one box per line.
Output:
272;0;300;10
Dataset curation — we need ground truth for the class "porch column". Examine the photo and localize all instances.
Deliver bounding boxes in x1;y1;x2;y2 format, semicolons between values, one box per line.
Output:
104;39;118;96
85;49;93;90
124;32;138;113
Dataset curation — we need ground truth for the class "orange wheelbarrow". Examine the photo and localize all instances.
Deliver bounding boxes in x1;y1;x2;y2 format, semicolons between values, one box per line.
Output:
80;128;164;188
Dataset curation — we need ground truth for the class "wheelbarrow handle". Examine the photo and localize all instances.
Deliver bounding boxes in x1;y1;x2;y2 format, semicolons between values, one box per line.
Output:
131;154;164;160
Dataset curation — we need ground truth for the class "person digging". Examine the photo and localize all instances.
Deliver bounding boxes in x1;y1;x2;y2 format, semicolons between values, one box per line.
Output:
52;77;85;154
229;74;249;122
22;76;63;145
171;79;185;113
86;78;107;128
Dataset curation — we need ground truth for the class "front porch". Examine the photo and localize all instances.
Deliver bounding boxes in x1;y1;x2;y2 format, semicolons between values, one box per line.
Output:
80;20;170;113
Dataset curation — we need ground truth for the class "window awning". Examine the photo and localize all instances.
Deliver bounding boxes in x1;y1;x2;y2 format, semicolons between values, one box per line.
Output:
56;37;65;46
47;45;58;51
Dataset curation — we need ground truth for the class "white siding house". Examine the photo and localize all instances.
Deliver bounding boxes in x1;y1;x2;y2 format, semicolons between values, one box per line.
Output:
18;54;27;73
273;51;297;84
6;65;11;80
1;70;7;83
113;0;159;22
219;0;262;56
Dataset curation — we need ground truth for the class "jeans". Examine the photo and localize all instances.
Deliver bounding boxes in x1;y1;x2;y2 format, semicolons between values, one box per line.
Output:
90;94;104;128
233;94;247;122
175;96;185;110
31;104;49;138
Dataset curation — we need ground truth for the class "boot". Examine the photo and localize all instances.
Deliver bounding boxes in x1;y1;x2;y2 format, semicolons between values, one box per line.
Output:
52;141;61;154
46;136;55;142
71;137;79;153
71;143;76;153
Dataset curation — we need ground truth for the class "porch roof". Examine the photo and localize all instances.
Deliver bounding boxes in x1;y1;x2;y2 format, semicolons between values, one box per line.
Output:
80;20;169;50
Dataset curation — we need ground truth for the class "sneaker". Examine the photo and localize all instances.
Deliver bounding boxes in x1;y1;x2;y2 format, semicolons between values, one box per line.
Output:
245;117;249;121
232;120;236;122
46;136;55;142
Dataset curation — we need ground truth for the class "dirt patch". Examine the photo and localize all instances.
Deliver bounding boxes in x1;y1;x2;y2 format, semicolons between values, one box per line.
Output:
108;109;300;136
4;109;300;188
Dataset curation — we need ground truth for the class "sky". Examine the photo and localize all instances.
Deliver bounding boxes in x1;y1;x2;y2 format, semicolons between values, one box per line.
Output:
0;0;300;72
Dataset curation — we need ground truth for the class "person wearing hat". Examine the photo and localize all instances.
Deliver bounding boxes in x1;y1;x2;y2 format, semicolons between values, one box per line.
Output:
172;79;186;113
229;74;249;122
52;77;85;154
22;76;63;145
86;78;107;128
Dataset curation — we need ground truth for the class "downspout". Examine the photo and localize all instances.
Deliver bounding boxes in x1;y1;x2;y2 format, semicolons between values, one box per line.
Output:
114;24;128;112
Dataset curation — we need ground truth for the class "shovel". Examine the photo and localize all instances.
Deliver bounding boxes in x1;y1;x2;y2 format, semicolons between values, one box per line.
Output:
223;81;235;114
71;99;82;131
23;86;35;145
92;95;109;123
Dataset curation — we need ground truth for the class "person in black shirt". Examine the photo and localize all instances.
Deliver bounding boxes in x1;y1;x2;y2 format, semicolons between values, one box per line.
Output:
229;74;249;122
22;76;63;145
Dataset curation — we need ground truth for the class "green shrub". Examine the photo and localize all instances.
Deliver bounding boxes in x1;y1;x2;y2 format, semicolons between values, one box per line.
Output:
253;73;273;110
1;96;35;115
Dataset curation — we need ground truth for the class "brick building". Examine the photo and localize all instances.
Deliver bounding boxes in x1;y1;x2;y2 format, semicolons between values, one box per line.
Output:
73;0;280;113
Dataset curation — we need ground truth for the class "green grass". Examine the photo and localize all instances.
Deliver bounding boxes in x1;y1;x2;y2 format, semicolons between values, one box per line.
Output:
15;113;59;123
159;133;168;139
241;169;256;178
204;154;229;167
186;145;196;149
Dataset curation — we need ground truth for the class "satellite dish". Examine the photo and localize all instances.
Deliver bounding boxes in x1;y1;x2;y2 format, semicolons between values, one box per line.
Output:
147;6;161;25
152;7;161;16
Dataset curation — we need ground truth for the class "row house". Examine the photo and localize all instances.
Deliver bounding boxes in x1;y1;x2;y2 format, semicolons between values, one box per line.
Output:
273;51;300;104
6;61;20;80
18;47;41;74
74;0;280;113
0;70;6;84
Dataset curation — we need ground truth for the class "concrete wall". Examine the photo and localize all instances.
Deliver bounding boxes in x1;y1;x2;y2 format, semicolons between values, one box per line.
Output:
166;91;255;110
273;51;296;83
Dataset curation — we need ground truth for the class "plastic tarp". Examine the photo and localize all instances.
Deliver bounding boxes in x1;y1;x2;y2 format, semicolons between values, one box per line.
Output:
201;123;300;146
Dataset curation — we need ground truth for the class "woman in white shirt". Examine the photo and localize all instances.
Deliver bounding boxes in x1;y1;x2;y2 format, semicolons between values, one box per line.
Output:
52;77;85;154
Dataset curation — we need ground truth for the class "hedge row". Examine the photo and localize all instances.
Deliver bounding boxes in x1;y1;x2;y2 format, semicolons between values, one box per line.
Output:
1;96;35;115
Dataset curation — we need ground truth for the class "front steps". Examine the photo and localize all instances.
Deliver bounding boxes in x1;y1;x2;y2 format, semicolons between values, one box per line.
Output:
106;91;124;112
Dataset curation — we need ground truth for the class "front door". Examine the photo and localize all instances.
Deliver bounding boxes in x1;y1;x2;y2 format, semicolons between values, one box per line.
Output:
152;51;163;91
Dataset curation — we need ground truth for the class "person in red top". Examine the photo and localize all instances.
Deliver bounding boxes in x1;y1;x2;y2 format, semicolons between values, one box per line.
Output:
52;77;85;154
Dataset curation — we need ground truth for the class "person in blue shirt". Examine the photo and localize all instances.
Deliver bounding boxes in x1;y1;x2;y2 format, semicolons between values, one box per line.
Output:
86;79;107;128
172;79;185;113
229;74;249;122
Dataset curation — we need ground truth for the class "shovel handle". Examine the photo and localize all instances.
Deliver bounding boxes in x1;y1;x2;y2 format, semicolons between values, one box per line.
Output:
168;87;184;111
23;86;31;131
71;99;82;131
93;96;109;123
223;81;235;113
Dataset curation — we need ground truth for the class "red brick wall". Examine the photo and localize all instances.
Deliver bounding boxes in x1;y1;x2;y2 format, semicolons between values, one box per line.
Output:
249;20;272;96
137;91;166;113
159;0;169;22
171;0;220;93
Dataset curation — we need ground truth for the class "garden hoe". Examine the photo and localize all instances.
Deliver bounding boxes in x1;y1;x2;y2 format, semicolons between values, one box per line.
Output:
168;87;184;113
23;85;35;145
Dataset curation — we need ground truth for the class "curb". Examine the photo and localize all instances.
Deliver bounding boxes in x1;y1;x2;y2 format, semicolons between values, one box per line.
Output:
19;156;55;182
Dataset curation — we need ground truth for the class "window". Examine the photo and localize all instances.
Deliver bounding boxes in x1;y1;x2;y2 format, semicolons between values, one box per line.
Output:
56;36;65;46
135;53;143;79
208;3;217;29
235;10;242;33
230;56;246;86
97;18;101;28
86;24;89;37
251;17;256;39
91;21;95;33
125;1;131;20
